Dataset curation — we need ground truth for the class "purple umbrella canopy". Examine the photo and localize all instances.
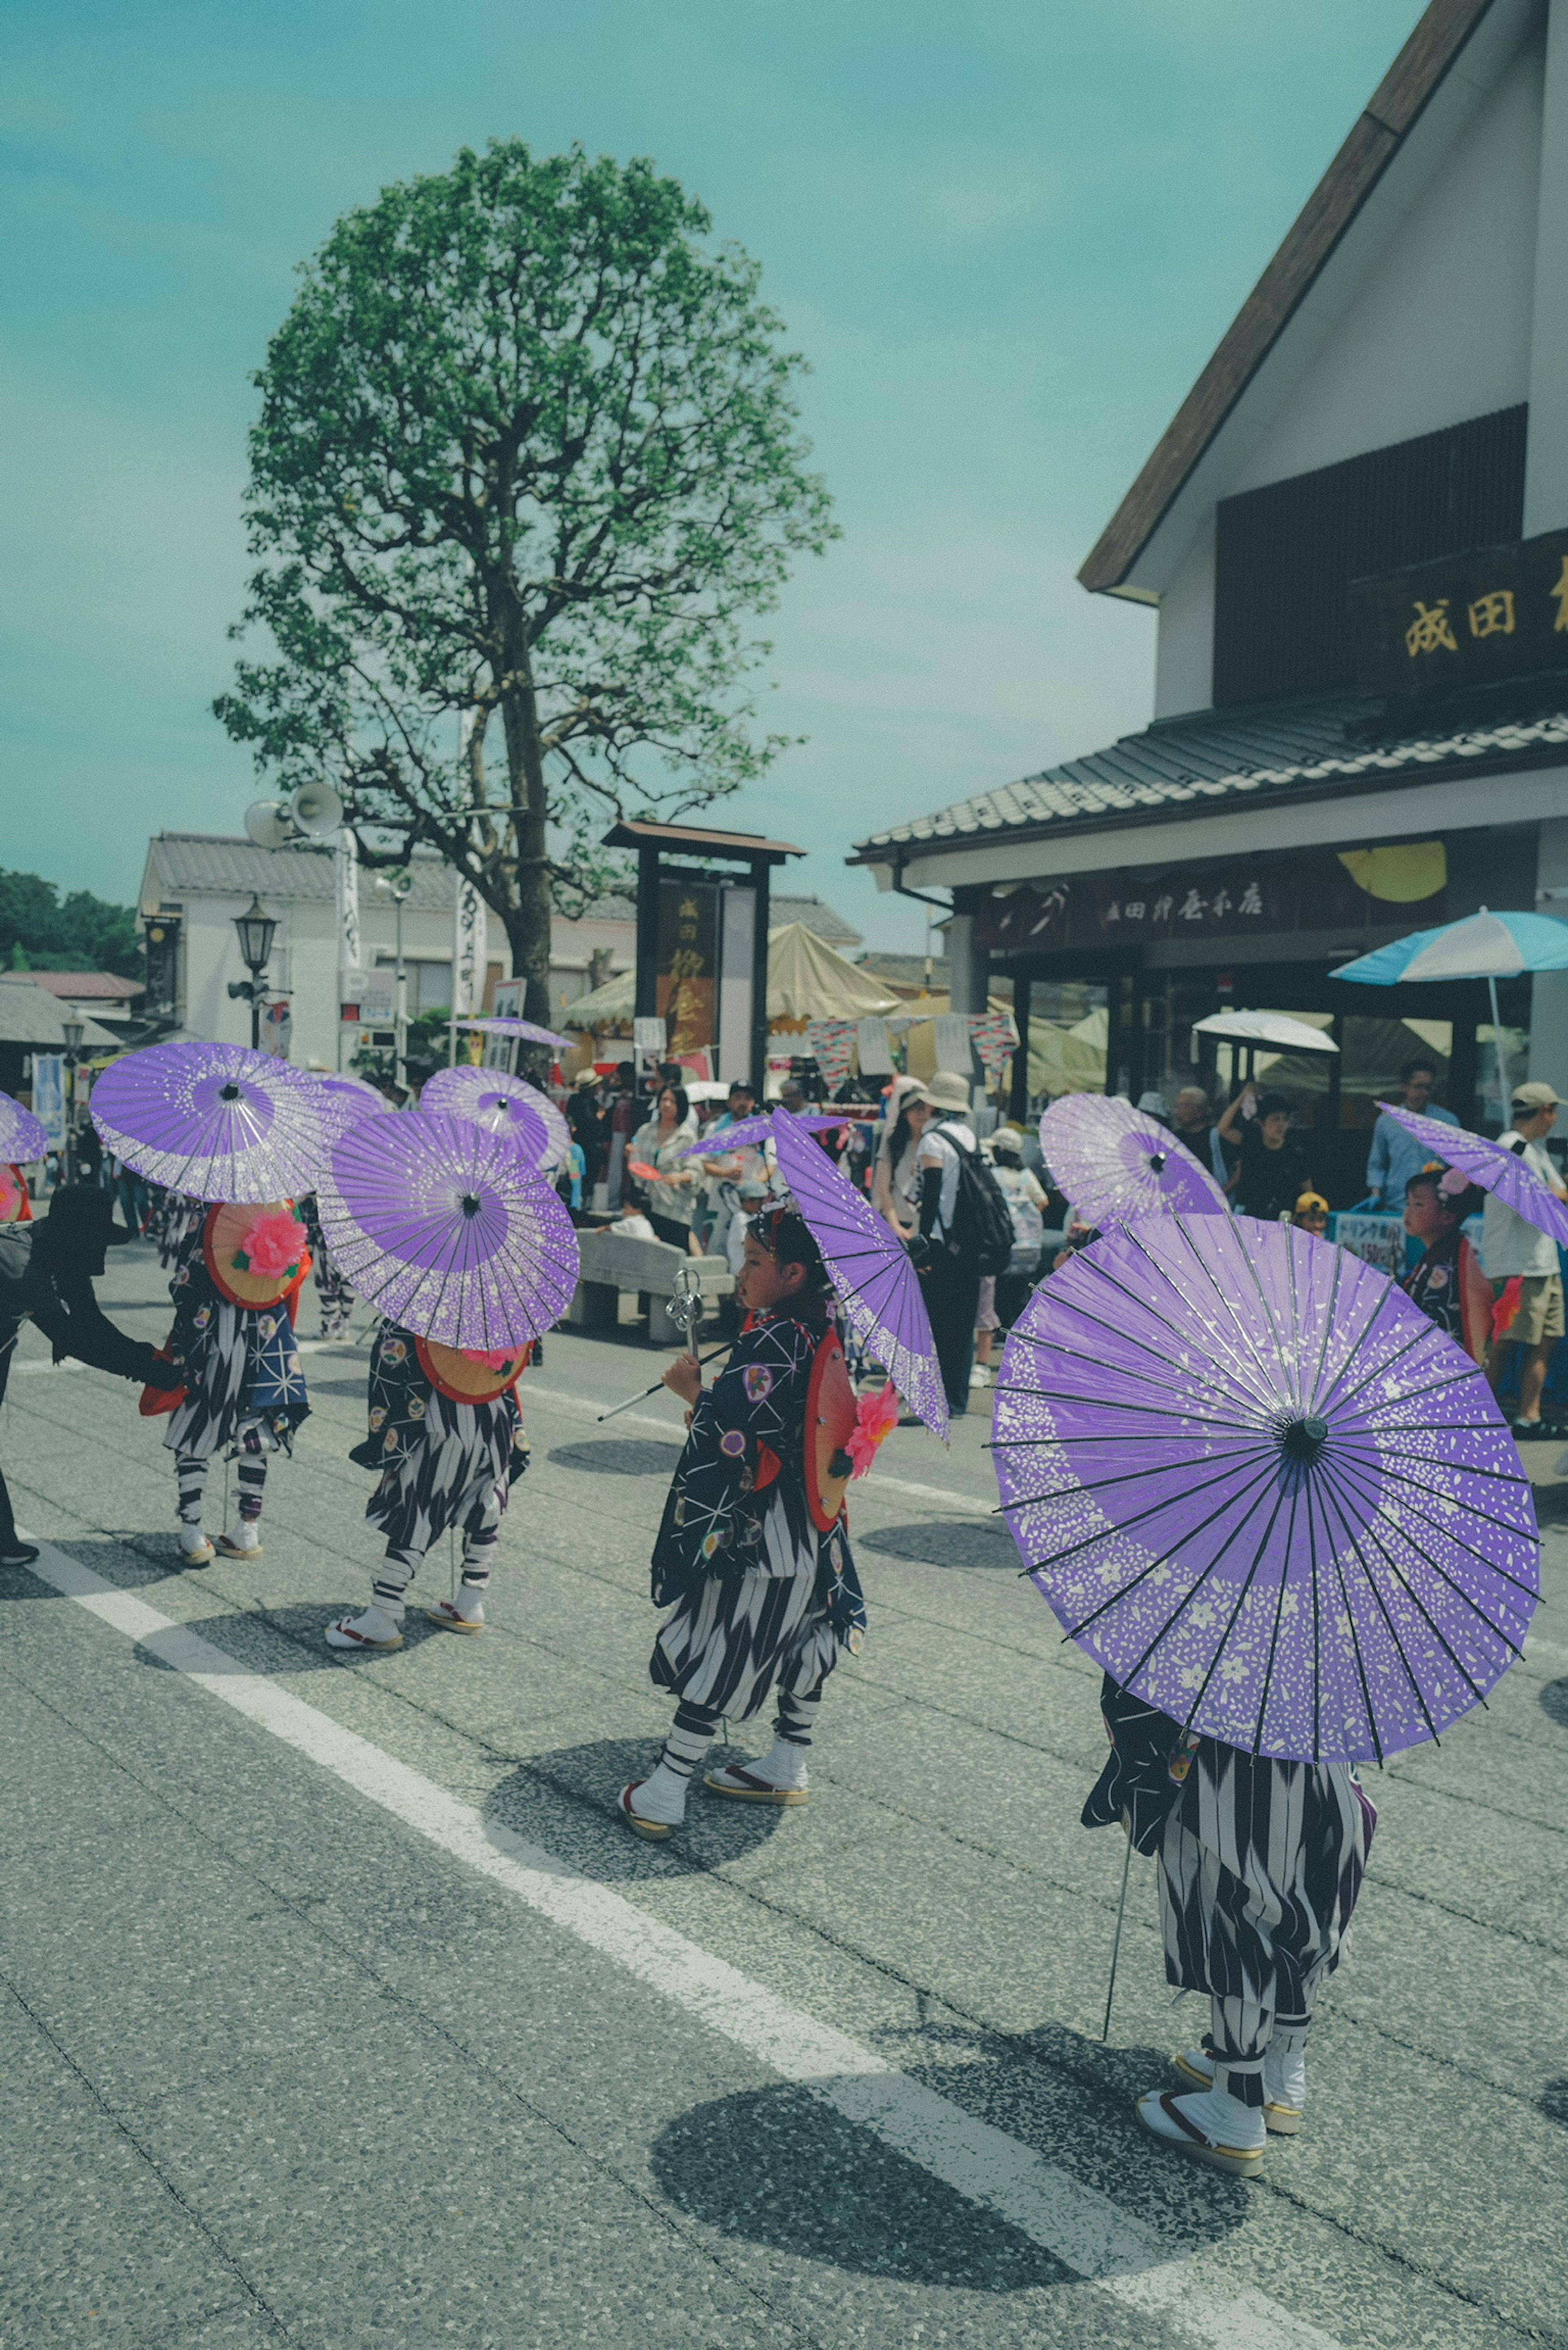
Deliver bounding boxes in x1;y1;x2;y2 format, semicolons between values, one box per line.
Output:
1040;1093;1228;1225
316;1071;394;1117
0;1087;49;1163
678;1109;847;1160
419;1065;562;1167
1379;1101;1568;1248
90;1042;333;1204
772;1118;949;1440
459;1015;573;1050
315;1109;580;1348
992;1214;1538;1763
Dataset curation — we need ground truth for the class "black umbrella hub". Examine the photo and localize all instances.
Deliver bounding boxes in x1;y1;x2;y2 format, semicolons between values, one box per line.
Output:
1278;1415;1330;1468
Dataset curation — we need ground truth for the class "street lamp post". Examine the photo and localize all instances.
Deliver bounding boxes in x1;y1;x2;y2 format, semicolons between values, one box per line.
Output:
229;896;278;1051
61;1014;85;1187
373;871;413;1090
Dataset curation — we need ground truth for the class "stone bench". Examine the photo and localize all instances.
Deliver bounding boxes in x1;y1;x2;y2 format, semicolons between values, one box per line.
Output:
565;1228;734;1345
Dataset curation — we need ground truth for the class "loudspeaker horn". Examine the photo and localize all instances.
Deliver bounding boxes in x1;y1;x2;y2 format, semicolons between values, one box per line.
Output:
289;781;344;838
244;800;292;851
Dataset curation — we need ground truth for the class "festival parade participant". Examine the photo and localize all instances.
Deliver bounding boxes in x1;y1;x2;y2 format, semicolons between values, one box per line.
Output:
619;1202;883;1839
152;1201;312;1566
1401;1165;1490;1361
326;1328;530;1651
0;1186;181;1569
300;1192;354;1341
1083;1680;1373;2174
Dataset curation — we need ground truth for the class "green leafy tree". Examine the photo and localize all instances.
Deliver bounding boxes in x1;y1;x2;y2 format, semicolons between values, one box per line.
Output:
0;868;143;978
216;140;836;1023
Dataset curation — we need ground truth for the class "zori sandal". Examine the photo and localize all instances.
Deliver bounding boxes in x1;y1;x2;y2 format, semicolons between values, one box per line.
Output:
619;1783;673;1840
703;1763;808;1806
1136;2092;1264;2178
426;1600;485;1634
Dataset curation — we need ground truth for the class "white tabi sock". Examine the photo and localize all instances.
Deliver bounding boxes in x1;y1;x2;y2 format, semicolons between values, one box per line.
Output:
178;1524;211;1557
632;1760;690;1825
1181;2083;1266;2152
748;1736;809;1790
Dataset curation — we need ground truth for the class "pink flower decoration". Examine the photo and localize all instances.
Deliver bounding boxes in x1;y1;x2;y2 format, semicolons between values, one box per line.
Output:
845;1383;900;1477
459;1346;519;1370
0;1169;21;1221
241;1208;303;1278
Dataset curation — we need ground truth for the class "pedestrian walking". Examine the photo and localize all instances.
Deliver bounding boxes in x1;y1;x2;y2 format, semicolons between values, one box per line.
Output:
152;1202;312;1566
903;1073;1009;1417
1082;1680;1374;2175
629;1084;701;1251
619;1203;866;1839
326;1327;530;1651
0;1187;179;1568
1483;1080;1568;1434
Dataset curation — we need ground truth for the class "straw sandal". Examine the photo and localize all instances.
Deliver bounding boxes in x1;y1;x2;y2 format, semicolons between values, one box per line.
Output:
619;1783;673;1840
325;1614;403;1652
704;1763;809;1806
1136;2092;1264;2178
215;1531;263;1560
426;1599;485;1634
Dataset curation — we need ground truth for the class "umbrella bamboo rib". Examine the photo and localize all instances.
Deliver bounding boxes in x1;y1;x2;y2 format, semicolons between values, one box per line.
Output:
1313;1472;1506;1705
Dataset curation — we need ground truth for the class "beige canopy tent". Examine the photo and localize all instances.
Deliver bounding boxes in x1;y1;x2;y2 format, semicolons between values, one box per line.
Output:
1028;1007;1108;1099
563;923;900;1035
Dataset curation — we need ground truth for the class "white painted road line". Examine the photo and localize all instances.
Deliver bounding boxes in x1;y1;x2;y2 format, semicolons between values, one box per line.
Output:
523;1381;996;1517
20;1533;1343;2350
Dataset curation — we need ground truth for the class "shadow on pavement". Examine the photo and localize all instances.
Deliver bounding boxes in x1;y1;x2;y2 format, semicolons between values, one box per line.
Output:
1539;1678;1568;1729
483;1736;792;1880
1530;1481;1568;1528
0;1532;182;1595
1539;2078;1568;2129
648;2055;1246;2287
127;1602;448;1671
857;1519;1020;1571
546;1438;684;1476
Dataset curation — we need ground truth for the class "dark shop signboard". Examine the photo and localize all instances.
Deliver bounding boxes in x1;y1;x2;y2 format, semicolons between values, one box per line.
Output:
656;878;719;1054
976;844;1446;955
1350;525;1568;695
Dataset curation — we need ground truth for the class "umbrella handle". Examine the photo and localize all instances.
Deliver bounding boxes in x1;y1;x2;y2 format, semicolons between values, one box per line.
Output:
1101;1824;1135;2043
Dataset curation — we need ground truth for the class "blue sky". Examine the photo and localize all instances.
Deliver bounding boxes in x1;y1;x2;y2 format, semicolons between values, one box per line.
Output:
1;0;1426;951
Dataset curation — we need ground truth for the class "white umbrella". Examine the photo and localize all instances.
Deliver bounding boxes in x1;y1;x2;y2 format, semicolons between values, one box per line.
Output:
1191;1010;1339;1054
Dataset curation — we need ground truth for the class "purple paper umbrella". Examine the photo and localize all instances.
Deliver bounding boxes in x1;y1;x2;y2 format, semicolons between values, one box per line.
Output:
316;1071;393;1117
459;1015;573;1050
992;1214;1538;1763
1040;1093;1227;1225
315;1109;579;1348
678;1109;847;1160
1379;1101;1568;1248
772;1118;949;1440
90;1041;332;1203
419;1064;561;1167
0;1087;49;1164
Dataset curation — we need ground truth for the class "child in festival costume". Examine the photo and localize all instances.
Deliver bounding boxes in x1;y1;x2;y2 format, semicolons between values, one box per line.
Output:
1082;1678;1374;2176
619;1203;874;1839
151;1202;312;1566
325;1328;530;1652
299;1192;354;1341
1401;1165;1491;1362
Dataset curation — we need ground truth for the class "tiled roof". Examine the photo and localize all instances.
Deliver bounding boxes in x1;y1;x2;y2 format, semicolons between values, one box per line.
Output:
773;894;862;946
29;972;144;999
855;675;1568;856
145;834;459;909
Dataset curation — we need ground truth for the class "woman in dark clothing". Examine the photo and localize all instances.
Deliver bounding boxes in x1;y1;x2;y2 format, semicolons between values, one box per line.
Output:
0;1187;176;1566
1225;1090;1314;1222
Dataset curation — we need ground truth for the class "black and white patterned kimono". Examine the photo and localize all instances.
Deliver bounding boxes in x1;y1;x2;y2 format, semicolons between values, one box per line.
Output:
162;1215;311;1464
1083;1677;1374;2017
300;1193;353;1341
151;1188;205;1272
349;1325;527;1557
649;1308;866;1722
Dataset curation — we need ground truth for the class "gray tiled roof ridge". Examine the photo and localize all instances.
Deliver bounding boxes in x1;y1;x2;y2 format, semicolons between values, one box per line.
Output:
857;682;1568;852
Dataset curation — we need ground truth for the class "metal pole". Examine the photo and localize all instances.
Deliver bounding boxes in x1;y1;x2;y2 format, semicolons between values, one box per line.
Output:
1487;973;1510;1114
250;985;261;1051
394;895;408;1091
1101;1828;1135;2042
750;854;771;1099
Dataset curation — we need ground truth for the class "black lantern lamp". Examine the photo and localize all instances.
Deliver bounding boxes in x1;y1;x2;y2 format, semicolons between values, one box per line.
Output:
229;896;278;1049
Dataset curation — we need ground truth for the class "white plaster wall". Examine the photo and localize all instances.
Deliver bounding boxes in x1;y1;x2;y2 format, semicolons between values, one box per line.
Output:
1231;33;1543;495
1153;516;1216;719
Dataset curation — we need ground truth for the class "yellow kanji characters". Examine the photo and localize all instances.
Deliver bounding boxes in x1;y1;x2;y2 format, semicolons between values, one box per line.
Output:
1467;589;1515;639
1405;600;1458;658
1551;557;1568;637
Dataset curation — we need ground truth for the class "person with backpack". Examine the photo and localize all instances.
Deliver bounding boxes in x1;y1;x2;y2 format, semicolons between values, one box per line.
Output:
0;1186;179;1568
902;1073;1014;1417
987;1126;1050;1332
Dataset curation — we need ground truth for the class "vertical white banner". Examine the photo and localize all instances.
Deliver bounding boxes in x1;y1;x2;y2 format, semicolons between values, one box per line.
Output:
453;876;487;1018
335;826;361;988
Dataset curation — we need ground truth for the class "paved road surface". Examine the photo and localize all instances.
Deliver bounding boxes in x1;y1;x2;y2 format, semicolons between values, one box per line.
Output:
2;1243;1566;2347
